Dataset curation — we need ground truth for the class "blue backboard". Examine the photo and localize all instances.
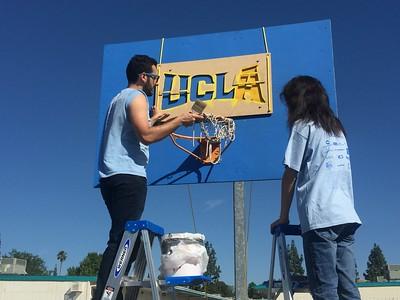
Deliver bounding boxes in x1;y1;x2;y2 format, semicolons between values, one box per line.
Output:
95;20;337;186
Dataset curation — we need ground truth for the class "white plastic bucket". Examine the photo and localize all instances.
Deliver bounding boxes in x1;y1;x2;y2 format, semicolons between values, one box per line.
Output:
160;233;209;277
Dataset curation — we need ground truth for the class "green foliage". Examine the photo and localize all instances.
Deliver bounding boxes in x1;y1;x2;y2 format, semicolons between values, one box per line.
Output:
67;252;102;276
7;249;47;275
287;240;304;276
51;264;58;276
67;266;81;275
205;280;233;297
248;281;262;299
204;241;221;282
193;241;232;297
355;262;360;282
363;243;389;281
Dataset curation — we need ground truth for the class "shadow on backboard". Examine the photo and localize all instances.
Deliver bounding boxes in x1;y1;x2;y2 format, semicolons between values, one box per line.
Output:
149;142;233;185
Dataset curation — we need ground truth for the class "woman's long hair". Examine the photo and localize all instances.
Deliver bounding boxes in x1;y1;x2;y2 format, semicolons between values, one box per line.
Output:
281;75;345;136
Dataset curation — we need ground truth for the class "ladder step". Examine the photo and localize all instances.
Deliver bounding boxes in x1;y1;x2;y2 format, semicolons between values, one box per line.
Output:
163;275;211;286
125;220;165;236
121;276;211;288
121;278;152;288
271;224;301;236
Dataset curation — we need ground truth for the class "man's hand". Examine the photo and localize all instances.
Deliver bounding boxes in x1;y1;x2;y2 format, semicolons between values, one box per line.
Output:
150;106;170;126
130;95;205;144
179;112;204;127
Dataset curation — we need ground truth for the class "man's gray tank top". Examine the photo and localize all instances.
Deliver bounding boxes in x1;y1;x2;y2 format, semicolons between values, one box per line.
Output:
98;88;149;178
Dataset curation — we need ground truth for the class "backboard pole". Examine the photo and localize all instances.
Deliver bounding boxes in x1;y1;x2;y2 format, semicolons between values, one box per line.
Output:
234;181;248;300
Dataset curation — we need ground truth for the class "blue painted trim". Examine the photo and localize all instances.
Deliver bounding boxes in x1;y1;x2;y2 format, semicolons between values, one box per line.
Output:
256;280;400;289
0;275;97;281
124;220;164;236
356;281;400;287
165;275;211;286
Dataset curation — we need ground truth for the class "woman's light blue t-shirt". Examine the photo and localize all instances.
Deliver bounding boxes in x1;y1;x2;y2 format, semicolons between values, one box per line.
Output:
98;88;149;178
284;121;361;233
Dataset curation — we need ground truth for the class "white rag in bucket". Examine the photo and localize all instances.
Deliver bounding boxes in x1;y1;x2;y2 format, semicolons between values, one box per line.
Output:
160;233;209;277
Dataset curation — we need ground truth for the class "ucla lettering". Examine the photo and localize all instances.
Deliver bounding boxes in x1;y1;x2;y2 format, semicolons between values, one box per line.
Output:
161;72;242;110
155;53;272;117
162;74;189;109
215;73;235;100
190;75;214;102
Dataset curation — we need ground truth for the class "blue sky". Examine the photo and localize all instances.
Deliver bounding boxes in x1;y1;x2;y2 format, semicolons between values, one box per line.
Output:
1;0;399;285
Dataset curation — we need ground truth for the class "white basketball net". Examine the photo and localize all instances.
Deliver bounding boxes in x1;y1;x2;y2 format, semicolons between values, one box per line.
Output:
199;113;235;146
170;113;235;165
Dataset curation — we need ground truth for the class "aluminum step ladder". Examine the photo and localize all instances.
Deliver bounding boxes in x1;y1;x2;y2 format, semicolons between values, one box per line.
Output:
100;220;210;300
267;224;308;300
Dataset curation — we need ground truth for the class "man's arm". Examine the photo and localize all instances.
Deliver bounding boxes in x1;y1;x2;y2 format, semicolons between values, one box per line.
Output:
271;166;298;230
129;93;202;145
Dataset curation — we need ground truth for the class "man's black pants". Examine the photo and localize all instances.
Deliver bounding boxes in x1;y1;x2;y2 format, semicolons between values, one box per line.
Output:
94;174;147;300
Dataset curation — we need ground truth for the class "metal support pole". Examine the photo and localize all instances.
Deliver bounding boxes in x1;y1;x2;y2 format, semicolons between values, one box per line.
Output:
234;181;247;300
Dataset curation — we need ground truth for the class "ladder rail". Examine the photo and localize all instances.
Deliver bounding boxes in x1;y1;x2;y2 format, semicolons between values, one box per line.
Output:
142;230;161;300
267;234;276;300
101;231;139;300
124;235;147;300
268;224;303;300
277;232;294;300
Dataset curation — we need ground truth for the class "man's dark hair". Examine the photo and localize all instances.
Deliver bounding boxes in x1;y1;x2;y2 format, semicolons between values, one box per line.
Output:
126;55;158;84
281;75;345;136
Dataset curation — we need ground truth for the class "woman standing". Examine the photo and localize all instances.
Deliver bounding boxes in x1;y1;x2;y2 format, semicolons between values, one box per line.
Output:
271;76;362;300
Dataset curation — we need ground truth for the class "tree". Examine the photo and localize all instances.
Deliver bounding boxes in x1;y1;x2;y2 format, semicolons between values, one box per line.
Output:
57;250;67;275
193;241;233;297
204;241;221;282
47;264;58;276
364;243;389;281
248;281;262;299
67;252;102;276
7;249;47;275
206;280;233;297
355;262;360;282
287;240;304;276
67;266;80;276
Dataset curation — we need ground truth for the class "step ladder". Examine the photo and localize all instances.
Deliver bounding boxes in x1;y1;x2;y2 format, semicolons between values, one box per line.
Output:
100;220;210;300
267;224;308;300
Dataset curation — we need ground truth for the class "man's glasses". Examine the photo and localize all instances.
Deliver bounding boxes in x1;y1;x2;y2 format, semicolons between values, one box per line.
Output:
143;73;160;81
